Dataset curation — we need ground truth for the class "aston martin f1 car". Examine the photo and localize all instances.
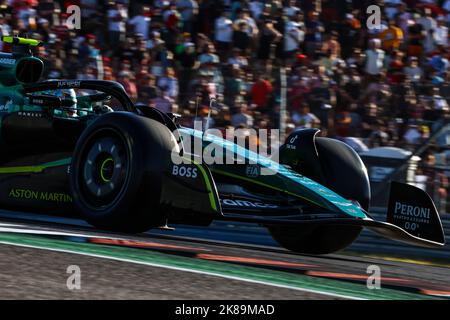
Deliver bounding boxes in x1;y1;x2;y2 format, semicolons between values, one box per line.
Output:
0;37;445;254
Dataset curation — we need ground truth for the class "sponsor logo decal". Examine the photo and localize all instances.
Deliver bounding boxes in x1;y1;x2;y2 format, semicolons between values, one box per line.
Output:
331;201;353;207
289;135;298;144
221;199;278;209
393;201;430;224
28;97;48;106
286;144;296;150
245;165;260;178
57;80;81;88
172;165;198;179
0;58;15;65
8;188;72;203
286;135;298;150
18;111;43;118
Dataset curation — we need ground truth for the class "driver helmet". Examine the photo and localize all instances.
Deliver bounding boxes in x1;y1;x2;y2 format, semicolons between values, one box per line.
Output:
41;88;78;117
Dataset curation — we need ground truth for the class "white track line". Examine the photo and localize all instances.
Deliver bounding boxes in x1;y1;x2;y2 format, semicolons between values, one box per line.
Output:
0;223;36;228
0;240;365;300
0;227;129;240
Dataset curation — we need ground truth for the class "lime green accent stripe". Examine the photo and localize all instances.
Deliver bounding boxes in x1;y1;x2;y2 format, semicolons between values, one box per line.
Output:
188;158;218;212
212;168;327;210
0;166;42;174
0;158;71;174
2;36;41;46
0;232;439;300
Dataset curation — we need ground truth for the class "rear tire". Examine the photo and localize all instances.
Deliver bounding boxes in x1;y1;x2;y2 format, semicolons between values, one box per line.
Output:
70;112;177;233
269;137;370;254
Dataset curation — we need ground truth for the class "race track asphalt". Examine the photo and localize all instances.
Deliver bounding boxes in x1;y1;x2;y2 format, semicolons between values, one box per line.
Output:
0;210;448;300
0;244;334;300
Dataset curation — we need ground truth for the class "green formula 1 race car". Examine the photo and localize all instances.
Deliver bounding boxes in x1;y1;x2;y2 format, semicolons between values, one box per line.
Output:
0;36;445;254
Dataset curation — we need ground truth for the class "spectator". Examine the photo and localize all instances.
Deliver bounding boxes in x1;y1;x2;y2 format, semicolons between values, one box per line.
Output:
422;153;449;215
128;5;151;40
339;13;362;60
417;8;437;53
138;73;161;102
364;39;385;77
445;0;450;23
0;13;10;36
404;56;423;83
107;2;128;48
292;103;320;129
407;14;426;57
403;123;423;145
231;102;254;128
429;45;449;77
251;74;273;112
225;65;245;104
176;0;198;33
16;0;37;28
248;0;263;20
304;10;323;58
284;0;301;18
397;3;411;37
386;50;405;84
432;87;449;112
151;89;175;114
198;43;219;65
162;2;181;31
118;70;138;101
322;31;341;58
284;14;304;63
65;49;81;79
257;18;282;65
233;8;259;40
379;19;404;52
214;10;233;60
227;48;248;68
384;0;402;20
434;16;448;48
368;121;390;148
157;67;179;100
233;21;251;52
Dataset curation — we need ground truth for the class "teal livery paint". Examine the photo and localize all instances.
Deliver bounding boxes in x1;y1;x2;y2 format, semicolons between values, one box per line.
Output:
180;128;367;219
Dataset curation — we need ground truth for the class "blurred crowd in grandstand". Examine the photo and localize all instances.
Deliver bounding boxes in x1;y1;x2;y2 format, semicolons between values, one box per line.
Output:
0;0;448;210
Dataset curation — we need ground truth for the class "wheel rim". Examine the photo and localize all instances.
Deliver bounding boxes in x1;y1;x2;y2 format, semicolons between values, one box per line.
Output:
79;131;130;209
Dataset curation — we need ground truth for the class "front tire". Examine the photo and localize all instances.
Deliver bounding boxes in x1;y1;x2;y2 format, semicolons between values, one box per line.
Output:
269;137;370;254
70;112;177;232
268;224;363;255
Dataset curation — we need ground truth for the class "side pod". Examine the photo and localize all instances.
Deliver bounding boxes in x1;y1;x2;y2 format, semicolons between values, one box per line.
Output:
160;159;223;220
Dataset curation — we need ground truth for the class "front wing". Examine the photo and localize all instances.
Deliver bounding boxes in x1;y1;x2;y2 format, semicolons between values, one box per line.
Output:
220;181;445;249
